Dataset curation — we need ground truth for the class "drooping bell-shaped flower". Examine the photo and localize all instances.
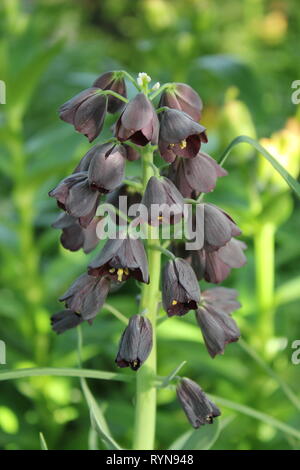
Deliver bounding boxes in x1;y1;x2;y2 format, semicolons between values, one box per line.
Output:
52;213;100;253
176;237;246;284
51;309;83;334
59;273;111;321
196;238;247;283
48;172;100;228
189;203;242;252
159;83;203;122
59;88;107;142
158;108;207;163
140;176;185;226
86;143;126;193
93;71;127;113
115;93;159;146
88;237;149;284
177;378;221;428
168;152;227;198
115;315;152;370
162;258;200;317
195;287;241;358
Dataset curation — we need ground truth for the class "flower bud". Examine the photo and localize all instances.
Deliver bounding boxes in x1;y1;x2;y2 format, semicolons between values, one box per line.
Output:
162;258;200;317
158;108;207;163
159;83;203;122
195;288;241;357
115;93;159;146
115;314;153;370
177;378;221;428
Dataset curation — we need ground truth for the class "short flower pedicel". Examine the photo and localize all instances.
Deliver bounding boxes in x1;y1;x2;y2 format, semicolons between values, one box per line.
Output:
50;70;247;443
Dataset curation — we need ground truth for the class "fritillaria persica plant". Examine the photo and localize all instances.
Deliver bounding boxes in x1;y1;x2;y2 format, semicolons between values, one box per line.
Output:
49;71;247;450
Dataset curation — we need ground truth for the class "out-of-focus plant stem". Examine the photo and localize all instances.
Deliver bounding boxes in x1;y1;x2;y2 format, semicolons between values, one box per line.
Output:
133;145;161;450
254;222;276;351
7;113;47;362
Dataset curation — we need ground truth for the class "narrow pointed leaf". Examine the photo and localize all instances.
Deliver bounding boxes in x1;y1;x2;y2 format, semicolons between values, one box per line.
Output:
219;135;300;198
169;419;220;450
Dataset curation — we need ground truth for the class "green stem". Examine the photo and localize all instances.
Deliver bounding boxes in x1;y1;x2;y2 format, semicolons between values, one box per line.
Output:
254;222;276;349
98;89;129;103
133;146;162;450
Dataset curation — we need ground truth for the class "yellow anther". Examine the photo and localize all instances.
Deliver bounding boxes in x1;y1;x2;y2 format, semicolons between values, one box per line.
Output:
157;216;163;220
179;139;187;149
124;268;129;275
109;268;116;273
132;360;138;368
169;143;175;148
172;300;178;305
117;268;124;282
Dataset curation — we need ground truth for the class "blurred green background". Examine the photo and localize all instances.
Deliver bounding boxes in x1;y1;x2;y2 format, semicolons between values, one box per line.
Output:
0;0;300;450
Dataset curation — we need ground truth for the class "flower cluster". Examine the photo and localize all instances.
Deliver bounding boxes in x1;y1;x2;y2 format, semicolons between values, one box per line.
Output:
49;71;247;429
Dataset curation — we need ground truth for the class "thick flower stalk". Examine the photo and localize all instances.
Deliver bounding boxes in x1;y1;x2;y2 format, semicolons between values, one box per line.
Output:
49;70;247;450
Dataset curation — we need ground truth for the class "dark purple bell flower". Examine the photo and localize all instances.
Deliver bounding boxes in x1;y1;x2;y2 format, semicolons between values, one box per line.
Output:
93;71;127;113
159;83;203;122
115;93;159;146
158;108;208;163
177;378;221;429
88;237;149;284
106;181;142;226
52;213;100;253
59;87;107;142
198;238;247;283
162;258;200;317
195;287;241;358
51;309;83;334
140;176;185;226
86;143;126;193
189;203;242;252
48;172;100;228
115;315;152;371
168;152;227;198
59;273;111;321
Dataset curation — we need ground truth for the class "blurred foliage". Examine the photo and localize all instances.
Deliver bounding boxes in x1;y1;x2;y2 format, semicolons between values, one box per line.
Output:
0;0;300;450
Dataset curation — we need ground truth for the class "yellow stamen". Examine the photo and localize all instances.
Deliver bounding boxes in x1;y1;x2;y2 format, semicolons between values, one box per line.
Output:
132;360;138;368
172;300;178;305
117;268;124;282
109;268;116;273
157;216;163;220
179;139;187;149
169;143;175;148
124;268;129;275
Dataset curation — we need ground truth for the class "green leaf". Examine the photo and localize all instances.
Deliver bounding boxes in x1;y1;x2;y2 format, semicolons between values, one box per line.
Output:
169;419;220;450
80;378;122;450
239;339;300;412
210;395;300;440
0;367;132;383
160;361;187;388
219;135;300;198
39;432;48;450
9;40;63;118
275;276;300;307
